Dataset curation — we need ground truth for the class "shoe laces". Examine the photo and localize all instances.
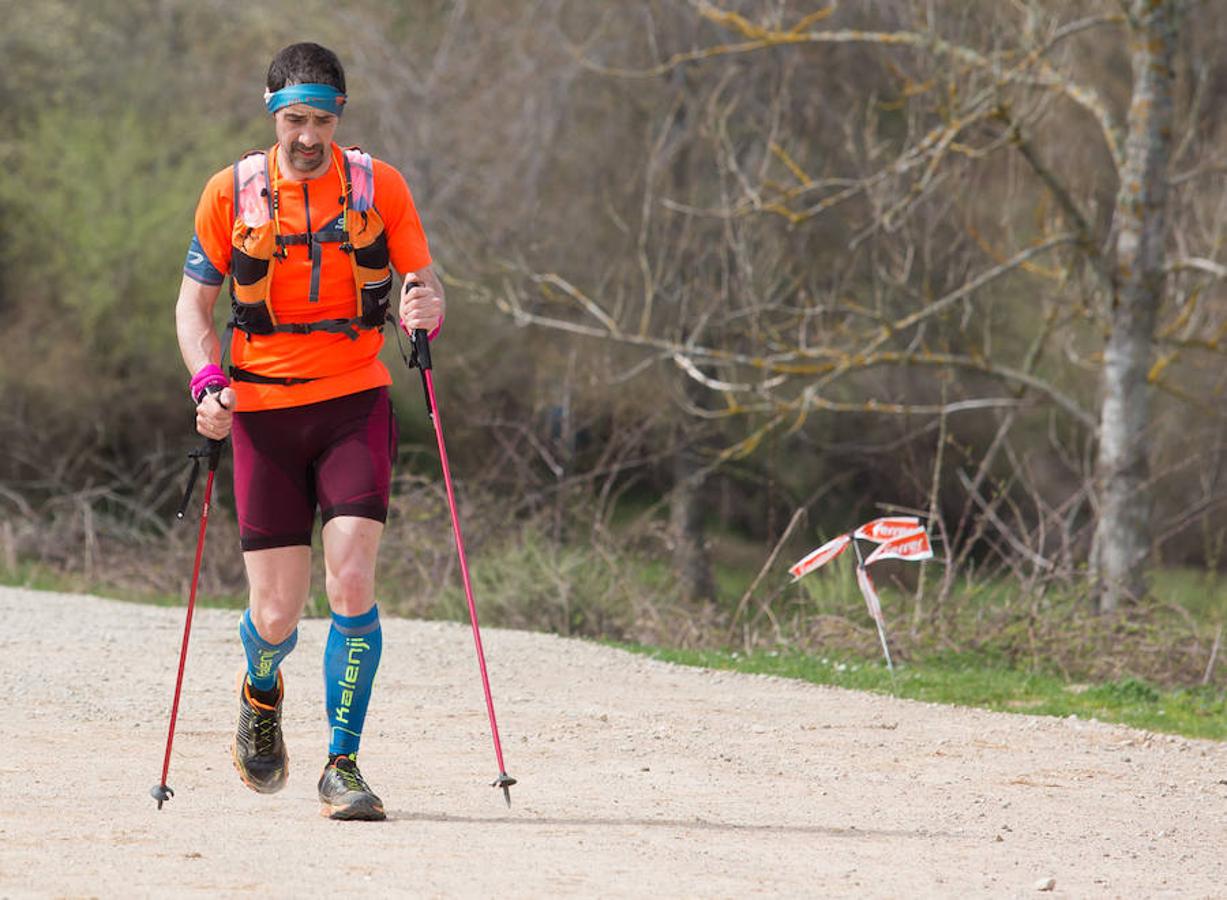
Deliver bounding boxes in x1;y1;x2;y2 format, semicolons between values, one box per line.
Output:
251;708;280;757
332;756;370;793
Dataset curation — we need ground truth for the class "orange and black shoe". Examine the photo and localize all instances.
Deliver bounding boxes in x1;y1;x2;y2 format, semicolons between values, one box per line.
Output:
230;672;289;794
318;754;386;821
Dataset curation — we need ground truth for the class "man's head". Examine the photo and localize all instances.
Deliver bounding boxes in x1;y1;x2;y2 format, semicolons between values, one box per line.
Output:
265;43;347;176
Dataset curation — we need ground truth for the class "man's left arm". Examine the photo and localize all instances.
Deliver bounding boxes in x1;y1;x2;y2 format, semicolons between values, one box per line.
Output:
372;159;444;336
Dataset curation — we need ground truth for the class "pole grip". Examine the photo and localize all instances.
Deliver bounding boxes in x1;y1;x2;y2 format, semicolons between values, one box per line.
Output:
403;279;433;371
206;437;224;472
203;383;226;471
177;385;227;517
411;328;432;371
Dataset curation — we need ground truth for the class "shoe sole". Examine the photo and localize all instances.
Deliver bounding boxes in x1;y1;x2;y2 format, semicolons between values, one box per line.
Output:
319;798;386;821
230;739;289;795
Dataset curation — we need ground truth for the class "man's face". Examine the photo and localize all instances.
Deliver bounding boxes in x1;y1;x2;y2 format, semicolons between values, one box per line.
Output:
274;104;339;175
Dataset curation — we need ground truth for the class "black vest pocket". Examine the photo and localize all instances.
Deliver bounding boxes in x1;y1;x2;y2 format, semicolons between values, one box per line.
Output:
231;247;270;287
231;296;276;335
360;275;393;328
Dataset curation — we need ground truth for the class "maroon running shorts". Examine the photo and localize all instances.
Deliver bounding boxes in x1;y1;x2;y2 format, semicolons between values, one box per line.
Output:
230;387;398;551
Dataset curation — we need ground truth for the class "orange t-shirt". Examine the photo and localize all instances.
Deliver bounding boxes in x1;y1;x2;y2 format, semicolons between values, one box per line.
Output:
189;144;432;411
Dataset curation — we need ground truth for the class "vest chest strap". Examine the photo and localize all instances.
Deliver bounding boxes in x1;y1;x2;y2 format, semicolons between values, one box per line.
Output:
276;230;350;247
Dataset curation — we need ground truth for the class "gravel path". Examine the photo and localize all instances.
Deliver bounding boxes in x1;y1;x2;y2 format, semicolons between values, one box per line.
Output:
1;586;1225;898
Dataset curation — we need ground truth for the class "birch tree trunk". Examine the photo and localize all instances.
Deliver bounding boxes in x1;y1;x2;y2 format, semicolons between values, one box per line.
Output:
661;64;716;605
1093;0;1182;611
670;424;716;605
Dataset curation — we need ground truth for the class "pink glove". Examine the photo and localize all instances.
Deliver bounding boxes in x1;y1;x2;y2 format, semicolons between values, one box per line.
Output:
189;364;230;404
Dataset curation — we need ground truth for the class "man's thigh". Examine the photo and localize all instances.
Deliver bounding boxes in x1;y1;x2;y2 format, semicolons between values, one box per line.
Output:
315;388;397;525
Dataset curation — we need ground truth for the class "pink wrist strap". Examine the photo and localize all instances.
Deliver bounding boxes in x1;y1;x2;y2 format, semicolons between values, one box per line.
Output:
401;315;443;342
190;364;229;403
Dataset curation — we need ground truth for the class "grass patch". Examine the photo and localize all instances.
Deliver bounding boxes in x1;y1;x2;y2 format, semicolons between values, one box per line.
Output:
0;560;249;610
786;563;1227;686
617;644;1227;741
1149;567;1227;619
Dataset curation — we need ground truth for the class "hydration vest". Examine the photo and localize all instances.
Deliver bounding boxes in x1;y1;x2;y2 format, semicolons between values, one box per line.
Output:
228;145;392;343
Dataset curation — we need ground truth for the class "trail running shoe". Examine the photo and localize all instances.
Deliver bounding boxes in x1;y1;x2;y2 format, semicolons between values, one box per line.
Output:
318;754;386;821
230;672;289;794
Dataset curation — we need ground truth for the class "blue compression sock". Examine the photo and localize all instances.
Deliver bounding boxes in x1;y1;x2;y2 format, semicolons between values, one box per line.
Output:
325;605;383;756
239;609;298;693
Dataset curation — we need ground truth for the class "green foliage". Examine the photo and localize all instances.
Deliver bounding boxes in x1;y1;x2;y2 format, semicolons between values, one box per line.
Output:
1149;567;1227;619
1082;676;1161;704
0;1;275;479
1;108;205;360
432;526;652;638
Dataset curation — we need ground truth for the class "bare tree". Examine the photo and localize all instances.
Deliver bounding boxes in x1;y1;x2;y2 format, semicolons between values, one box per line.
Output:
1090;0;1182;610
476;0;1225;614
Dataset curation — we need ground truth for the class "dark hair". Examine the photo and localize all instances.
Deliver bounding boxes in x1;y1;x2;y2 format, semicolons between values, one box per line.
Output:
266;43;346;93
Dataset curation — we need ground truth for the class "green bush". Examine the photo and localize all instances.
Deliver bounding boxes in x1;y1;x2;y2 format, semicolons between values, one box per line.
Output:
433;526;646;639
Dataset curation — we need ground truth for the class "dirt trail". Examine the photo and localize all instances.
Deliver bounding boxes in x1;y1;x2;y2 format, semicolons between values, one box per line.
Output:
1;586;1225;898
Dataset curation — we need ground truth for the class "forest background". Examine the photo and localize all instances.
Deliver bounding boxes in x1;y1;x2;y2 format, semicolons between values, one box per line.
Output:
3;0;1227;692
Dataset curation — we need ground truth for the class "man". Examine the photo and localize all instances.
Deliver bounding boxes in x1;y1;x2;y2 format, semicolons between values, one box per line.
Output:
175;42;444;821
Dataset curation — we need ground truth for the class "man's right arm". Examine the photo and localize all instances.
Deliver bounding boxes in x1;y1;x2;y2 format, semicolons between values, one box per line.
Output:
176;275;236;438
178;169;238;436
175;274;223;376
178;168;234;375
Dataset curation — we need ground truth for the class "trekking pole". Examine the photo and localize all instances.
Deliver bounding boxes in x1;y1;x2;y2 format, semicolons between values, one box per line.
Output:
150;396;225;810
402;317;516;807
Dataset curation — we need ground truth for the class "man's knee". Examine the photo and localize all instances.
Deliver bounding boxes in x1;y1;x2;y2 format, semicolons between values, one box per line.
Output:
327;566;376;616
248;597;303;645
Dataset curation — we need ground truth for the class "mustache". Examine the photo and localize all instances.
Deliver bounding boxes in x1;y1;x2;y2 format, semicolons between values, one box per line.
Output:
291;143;322;155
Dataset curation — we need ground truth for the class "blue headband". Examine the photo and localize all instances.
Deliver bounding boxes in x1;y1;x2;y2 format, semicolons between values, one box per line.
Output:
264;83;347;116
